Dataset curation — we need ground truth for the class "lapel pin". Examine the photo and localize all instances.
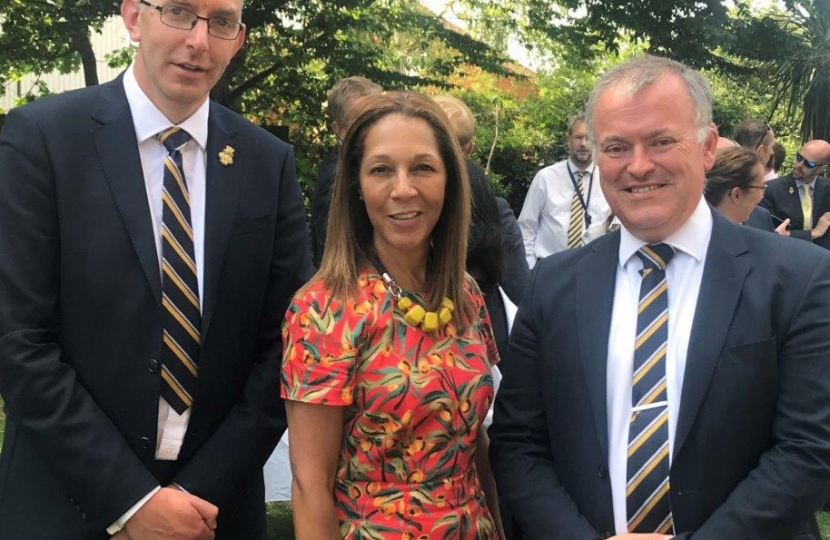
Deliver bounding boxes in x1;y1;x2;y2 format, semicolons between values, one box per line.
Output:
789;186;795;194
218;146;235;166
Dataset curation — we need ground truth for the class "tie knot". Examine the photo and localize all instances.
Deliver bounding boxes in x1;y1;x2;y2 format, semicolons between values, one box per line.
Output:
158;127;191;153
636;243;675;271
804;183;812;195
576;170;587;182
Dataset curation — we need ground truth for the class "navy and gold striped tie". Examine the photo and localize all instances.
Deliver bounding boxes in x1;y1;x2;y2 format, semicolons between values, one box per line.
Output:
627;243;675;534
567;170;586;249
158;127;200;415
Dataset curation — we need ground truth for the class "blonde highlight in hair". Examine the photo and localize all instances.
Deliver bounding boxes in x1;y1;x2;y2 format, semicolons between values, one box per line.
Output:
432;95;477;148
313;91;474;328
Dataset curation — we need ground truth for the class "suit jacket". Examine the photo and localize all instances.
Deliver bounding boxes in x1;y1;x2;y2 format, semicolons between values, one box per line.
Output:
310;146;339;266
744;205;775;231
0;77;314;539
761;174;830;248
495;196;530;305
489;209;830;540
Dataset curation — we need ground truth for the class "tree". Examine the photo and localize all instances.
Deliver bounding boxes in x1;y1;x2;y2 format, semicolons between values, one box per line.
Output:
723;0;830;141
0;0;120;91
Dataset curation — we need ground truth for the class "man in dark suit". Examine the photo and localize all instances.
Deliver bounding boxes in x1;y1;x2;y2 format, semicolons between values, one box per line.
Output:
761;139;830;249
310;76;382;265
490;55;830;540
0;1;313;539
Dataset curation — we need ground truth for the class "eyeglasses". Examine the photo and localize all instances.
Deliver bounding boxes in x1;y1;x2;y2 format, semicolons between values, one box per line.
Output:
796;152;820;169
744;184;767;192
754;122;771;149
138;0;245;40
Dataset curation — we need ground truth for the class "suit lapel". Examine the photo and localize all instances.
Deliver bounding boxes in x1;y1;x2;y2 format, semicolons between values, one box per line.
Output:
577;233;620;457
812;177;828;223
782;176;805;228
201;105;241;338
91;77;161;300
674;211;750;456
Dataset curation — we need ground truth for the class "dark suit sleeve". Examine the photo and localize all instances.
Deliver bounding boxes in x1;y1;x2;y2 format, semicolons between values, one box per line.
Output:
496;196;530;305
761;187;812;241
678;251;830;539
0;107;158;529
489;268;600;540
310;150;337;266
172;144;314;508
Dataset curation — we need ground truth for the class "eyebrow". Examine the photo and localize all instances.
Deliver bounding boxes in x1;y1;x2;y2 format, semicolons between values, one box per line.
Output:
599;129;673;144
168;0;240;18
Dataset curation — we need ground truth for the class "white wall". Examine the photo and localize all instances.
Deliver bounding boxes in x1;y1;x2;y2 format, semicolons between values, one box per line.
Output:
0;17;131;111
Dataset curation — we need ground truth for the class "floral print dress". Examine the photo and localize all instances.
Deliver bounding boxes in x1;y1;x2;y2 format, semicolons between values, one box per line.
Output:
281;269;500;539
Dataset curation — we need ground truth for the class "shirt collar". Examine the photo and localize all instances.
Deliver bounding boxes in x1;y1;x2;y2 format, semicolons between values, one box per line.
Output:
123;63;209;151
795;178;815;191
619;196;712;269
567;159;595;175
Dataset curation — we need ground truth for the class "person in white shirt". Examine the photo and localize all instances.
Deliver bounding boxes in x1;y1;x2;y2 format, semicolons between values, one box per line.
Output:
517;115;611;268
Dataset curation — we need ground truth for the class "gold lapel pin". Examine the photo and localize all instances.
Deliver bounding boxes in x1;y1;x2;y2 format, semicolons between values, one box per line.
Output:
789;186;795;194
218;146;235;166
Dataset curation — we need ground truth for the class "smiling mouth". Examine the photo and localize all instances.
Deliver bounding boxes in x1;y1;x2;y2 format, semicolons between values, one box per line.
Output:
628;185;663;194
175;62;206;73
390;211;420;220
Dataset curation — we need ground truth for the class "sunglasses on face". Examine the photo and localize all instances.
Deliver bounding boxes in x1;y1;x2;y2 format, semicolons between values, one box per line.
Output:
796;152;820;169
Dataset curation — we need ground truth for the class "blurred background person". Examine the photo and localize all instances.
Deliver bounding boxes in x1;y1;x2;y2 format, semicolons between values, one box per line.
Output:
282;91;503;540
310;76;382;265
517;114;611;268
733;118;776;181
434;93;525;540
772;141;786;178
705;146;789;234
762;139;830;249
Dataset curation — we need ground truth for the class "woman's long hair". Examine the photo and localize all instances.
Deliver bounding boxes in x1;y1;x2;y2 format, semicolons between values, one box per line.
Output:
314;91;474;328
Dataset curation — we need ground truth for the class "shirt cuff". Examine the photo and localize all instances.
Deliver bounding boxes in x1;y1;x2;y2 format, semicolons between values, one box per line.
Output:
106;486;161;535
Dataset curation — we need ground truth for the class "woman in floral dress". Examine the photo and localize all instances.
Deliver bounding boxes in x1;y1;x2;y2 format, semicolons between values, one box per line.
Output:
281;91;502;539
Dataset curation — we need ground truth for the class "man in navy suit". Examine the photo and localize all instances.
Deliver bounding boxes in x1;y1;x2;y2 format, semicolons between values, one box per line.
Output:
0;0;313;538
762;139;830;249
490;55;830;540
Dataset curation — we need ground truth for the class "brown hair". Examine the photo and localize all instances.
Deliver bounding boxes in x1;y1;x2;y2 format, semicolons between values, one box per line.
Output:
704;147;762;206
432;95;476;148
326;76;383;126
315;91;474;328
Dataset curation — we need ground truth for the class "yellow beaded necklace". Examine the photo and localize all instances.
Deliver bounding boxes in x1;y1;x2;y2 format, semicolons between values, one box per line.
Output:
372;259;454;332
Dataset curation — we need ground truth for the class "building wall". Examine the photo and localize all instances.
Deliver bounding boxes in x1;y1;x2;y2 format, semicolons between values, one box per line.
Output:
0;17;130;111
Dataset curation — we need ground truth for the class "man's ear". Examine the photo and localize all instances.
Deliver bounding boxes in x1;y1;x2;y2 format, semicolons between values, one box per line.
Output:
122;0;142;43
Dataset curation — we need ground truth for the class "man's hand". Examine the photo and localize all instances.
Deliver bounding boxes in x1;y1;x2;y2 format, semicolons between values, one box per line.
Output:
775;218;791;236
811;212;830;239
111;531;133;540
123;487;218;540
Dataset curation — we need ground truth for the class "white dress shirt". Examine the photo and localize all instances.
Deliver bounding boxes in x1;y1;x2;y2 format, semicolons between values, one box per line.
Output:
107;64;209;534
606;197;712;534
517;159;610;268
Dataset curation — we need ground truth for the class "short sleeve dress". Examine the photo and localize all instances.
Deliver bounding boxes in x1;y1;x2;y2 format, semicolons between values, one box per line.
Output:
281;269;500;540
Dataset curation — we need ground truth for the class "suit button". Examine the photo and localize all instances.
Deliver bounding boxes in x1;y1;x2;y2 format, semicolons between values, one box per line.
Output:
139;436;152;450
597;465;608;479
148;359;159;373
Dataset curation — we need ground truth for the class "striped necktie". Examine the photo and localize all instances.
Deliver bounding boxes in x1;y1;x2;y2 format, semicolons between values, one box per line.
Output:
627;243;675;534
567;170;586;249
158;127;200;415
802;183;813;231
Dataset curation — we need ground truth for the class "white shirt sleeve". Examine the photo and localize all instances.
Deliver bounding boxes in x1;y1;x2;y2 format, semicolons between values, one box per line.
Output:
106;486;161;535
